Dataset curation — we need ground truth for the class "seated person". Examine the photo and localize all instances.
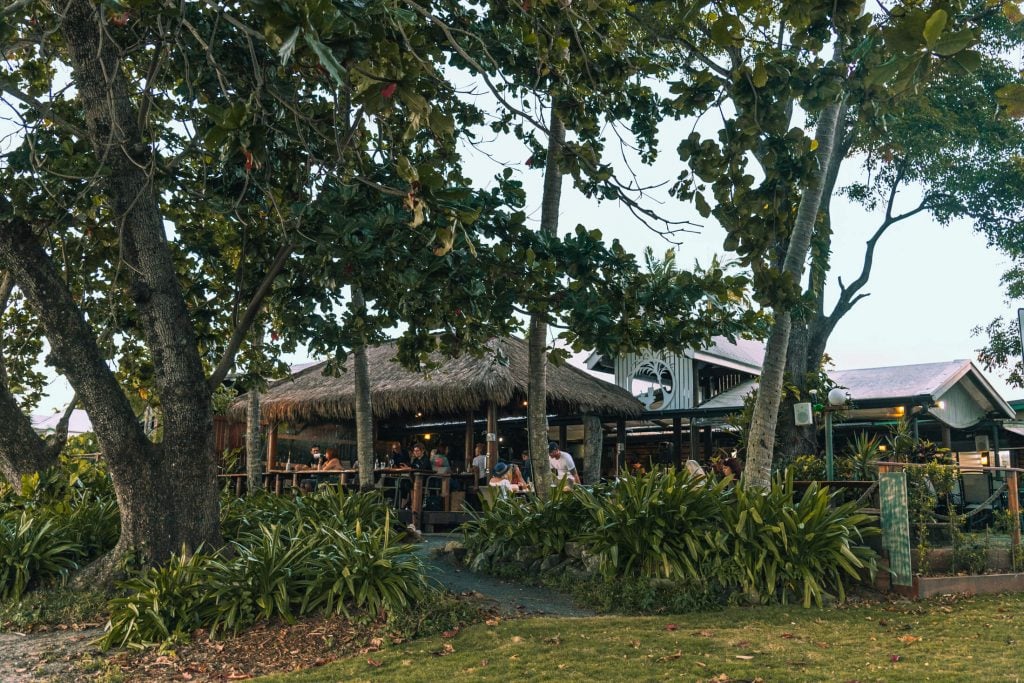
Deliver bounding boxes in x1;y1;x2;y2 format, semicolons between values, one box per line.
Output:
319;448;343;471
389;441;411;468
431;448;451;475
488;461;527;495
409;442;430;470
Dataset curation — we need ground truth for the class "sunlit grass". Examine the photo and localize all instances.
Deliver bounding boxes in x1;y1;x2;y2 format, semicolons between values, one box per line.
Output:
263;593;1024;682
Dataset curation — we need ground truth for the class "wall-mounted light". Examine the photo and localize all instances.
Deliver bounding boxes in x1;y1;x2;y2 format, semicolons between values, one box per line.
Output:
980;452;989;467
522;400;528;407
893;406;905;417
935;400;946;410
878;444;888;452
423;433;432;441
415;411;423;418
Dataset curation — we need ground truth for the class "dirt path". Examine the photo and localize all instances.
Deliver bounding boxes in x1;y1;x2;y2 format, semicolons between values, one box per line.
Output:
0;627;104;681
413;533;595;618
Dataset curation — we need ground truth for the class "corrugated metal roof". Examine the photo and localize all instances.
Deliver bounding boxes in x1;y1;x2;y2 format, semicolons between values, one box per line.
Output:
693;336;764;373
830;360;970;400
31;409;93;435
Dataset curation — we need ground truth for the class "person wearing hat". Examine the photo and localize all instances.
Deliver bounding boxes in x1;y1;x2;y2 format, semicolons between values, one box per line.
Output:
488;461;527;494
548;441;580;486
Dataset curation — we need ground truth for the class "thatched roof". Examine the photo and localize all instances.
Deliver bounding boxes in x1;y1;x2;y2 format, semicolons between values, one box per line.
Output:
229;337;642;424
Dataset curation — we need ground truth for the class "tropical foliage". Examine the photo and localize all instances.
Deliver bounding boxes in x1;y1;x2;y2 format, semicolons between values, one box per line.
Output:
463;468;878;609
100;487;428;650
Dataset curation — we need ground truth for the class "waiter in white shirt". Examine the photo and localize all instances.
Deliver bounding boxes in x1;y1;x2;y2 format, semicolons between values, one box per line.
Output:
548;441;580;486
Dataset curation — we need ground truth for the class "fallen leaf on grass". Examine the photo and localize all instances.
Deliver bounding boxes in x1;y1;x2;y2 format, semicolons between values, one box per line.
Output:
657;650;682;662
442;628;459;639
815;642;830;649
511;635;523;644
367;658;382;667
485;617;501;626
734;640;752;648
695;661;706;668
735;655;754;660
781;632;795;639
630;639;641;649
434;643;455;657
543;635;561;645
665;623;678;631
889;654;901;662
897;635;921;645
558;664;567;670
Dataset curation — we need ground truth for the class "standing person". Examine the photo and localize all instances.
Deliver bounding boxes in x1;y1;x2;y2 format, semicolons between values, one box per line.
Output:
515;450;533;483
548;441;580;486
471;443;489;486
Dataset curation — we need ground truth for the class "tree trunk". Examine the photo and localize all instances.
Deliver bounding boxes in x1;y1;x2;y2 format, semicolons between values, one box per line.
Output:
582;414;603;485
743;99;844;490
246;389;263;495
774;322;819;461
351;287;375;491
3;0;220;581
526;106;566;500
0;380;58;487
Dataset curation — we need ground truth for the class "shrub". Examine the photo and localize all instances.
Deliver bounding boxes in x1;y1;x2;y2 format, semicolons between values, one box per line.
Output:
720;471;878;607
102;491;429;649
575;469;731;581
0;511;84;600
461;485;586;564
100;548;215;650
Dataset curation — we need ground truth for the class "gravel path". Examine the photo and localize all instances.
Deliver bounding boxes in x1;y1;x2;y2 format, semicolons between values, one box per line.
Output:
413;533;595;618
0;627;103;682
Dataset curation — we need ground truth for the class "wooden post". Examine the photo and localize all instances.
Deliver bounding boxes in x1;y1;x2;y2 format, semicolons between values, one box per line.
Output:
688;418;698;463
487;401;499;469
266;424;278;471
1009;471;1021;548
616;419;626;475
673;417;683;468
411;472;425;531
703;425;713;460
941;425;952;451
558;423;568;450
464;411;474;467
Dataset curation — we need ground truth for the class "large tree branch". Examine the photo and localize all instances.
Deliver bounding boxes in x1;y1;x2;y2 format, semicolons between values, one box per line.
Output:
207;242;294;391
0;206;149;466
61;0;211;443
43;392;78;459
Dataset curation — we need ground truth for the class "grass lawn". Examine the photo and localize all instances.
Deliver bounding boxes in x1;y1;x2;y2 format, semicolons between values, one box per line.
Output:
261;592;1024;682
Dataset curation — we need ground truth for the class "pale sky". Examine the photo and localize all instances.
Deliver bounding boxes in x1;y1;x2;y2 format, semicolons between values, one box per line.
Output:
22;41;1024;414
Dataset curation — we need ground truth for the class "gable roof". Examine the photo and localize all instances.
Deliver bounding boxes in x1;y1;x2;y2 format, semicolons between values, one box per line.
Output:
230;336;642;424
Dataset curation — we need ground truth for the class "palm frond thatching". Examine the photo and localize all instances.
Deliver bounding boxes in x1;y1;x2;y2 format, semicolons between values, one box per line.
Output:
228;337;641;424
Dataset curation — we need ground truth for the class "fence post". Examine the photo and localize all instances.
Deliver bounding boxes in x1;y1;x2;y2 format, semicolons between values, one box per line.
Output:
1008;471;1021;549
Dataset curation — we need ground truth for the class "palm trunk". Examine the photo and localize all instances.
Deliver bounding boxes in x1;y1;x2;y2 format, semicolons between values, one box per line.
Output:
351;287;375;491
581;414;603;485
527;106;566;500
743;99;844;490
245;389;263;494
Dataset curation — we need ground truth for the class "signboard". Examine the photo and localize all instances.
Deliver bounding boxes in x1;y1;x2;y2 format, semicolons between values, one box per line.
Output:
879;471;913;586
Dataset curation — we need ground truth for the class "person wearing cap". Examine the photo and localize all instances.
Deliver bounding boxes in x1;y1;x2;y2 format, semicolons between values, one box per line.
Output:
488;461;527;494
548;441;580;486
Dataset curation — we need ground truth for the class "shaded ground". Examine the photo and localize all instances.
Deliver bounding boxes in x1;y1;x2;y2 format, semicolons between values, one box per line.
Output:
413;533;595;618
0;626;104;682
0;533;587;681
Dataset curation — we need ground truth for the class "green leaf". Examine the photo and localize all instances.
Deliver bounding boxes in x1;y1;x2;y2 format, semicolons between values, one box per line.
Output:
922;9;947;48
932;28;975;56
710;14;744;49
996;84;1024;118
752;61;768;88
303;34;346;87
